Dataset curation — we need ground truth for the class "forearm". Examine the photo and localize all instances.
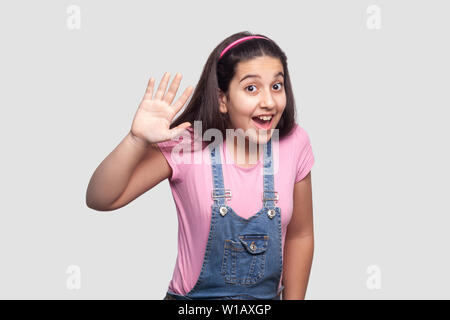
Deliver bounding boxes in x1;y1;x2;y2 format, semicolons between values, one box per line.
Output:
85;131;150;210
282;234;314;300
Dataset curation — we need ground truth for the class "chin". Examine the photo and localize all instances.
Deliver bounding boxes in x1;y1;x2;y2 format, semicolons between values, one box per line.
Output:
247;130;273;145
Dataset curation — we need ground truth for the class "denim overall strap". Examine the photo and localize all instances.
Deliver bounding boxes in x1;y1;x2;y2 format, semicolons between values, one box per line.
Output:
210;140;230;207
262;138;278;209
166;137;283;300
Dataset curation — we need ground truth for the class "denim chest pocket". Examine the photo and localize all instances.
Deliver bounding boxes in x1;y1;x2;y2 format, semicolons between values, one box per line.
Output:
221;234;269;286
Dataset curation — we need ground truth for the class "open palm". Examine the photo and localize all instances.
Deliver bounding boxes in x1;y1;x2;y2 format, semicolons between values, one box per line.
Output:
131;72;194;145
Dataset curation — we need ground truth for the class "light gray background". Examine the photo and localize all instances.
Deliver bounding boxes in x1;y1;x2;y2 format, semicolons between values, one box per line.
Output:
0;0;448;299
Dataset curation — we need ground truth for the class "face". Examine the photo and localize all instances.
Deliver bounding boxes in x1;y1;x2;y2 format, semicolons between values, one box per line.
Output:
219;55;286;144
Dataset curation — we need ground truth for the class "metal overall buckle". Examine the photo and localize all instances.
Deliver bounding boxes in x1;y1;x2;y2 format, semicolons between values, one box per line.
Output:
212;188;232;216
262;190;279;219
262;190;279;204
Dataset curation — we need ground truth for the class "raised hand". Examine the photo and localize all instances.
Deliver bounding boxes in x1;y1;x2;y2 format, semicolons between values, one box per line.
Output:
130;72;194;146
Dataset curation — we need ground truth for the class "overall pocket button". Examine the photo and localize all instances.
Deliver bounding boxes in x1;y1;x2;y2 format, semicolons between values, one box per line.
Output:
220;206;228;216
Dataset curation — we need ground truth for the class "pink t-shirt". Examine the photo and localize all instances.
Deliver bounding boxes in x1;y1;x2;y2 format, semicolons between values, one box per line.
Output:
157;123;315;295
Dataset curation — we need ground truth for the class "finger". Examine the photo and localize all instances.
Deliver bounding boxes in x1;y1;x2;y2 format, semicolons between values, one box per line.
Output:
154;72;171;100
171;85;194;113
143;77;155;100
163;73;182;105
169;122;192;140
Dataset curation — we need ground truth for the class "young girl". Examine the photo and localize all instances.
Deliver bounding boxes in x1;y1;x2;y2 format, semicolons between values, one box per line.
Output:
86;31;315;300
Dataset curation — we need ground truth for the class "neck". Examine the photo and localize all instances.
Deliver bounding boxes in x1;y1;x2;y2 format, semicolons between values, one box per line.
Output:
226;136;261;167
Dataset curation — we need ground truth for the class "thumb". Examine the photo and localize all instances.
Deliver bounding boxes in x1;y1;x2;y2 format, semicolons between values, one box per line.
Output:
169;122;192;140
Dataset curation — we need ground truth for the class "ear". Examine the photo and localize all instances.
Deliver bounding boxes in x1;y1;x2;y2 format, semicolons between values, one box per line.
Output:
218;89;228;114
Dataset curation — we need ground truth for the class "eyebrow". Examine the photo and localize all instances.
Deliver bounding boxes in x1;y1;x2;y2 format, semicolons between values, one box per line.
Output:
239;71;284;83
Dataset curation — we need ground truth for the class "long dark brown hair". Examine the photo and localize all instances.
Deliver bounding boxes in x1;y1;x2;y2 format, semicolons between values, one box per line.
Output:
170;31;298;148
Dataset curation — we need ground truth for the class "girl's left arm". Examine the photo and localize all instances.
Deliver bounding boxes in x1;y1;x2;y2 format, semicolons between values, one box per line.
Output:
282;171;314;300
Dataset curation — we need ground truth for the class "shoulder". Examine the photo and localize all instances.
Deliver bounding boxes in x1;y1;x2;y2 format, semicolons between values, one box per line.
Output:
280;123;312;148
290;123;315;182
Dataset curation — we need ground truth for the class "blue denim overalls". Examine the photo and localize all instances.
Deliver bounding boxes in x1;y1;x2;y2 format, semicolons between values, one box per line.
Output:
165;137;283;300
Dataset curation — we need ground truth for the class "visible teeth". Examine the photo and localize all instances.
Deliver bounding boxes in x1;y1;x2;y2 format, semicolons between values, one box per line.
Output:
257;116;272;121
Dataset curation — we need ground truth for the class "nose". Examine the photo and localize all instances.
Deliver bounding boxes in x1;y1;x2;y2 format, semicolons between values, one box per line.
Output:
259;88;276;109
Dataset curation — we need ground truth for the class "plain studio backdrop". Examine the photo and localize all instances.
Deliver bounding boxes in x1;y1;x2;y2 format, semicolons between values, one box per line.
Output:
0;0;448;299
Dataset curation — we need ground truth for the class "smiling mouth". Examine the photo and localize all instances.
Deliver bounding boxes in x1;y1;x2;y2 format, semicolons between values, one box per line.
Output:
251;116;274;130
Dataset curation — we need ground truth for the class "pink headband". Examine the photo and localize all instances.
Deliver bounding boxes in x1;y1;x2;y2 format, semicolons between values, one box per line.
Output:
219;36;269;60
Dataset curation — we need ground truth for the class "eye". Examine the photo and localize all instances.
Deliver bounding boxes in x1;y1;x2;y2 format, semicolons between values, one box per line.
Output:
245;85;257;92
273;82;284;90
